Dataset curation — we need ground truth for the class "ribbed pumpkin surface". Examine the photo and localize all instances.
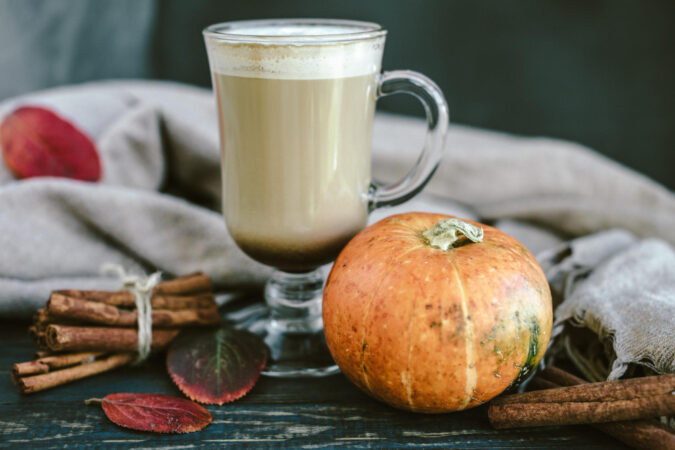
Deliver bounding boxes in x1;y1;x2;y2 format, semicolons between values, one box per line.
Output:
323;212;552;413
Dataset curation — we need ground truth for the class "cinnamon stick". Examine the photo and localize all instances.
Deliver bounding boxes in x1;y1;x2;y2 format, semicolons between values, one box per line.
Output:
54;290;217;310
500;374;675;405
53;271;212;302
489;373;675;429
491;395;675;429
46;325;180;352
152;272;212;295
536;367;675;450
33;307;81;332
47;294;221;327
149;307;221;327
15;353;133;394
29;326;48;348
33;308;54;332
12;352;103;378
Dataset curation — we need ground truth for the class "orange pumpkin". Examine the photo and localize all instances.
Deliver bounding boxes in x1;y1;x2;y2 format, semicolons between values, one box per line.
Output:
323;212;552;413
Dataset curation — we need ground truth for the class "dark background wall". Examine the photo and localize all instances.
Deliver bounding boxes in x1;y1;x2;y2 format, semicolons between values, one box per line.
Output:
1;0;673;189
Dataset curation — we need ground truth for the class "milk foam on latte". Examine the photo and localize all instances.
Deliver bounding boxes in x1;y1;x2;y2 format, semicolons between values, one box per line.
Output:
207;25;384;271
206;24;384;80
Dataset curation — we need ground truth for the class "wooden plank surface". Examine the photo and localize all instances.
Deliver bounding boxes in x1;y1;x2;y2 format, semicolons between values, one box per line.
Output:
0;320;624;448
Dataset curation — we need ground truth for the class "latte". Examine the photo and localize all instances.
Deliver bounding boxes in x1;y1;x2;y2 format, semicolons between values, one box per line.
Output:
207;27;384;271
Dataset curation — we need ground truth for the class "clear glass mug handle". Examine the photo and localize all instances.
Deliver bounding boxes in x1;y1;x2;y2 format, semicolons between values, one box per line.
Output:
368;70;449;210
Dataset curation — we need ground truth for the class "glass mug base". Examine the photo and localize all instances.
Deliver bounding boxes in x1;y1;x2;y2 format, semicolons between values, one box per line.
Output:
259;269;340;378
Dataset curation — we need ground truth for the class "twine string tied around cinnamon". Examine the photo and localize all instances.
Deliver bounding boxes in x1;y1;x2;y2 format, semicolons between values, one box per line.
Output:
101;264;161;363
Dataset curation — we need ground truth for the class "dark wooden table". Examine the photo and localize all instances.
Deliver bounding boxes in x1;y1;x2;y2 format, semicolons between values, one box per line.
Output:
0;320;624;448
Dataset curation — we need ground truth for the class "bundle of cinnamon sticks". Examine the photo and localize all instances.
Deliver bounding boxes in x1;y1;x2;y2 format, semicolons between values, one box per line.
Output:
13;272;219;394
489;367;675;449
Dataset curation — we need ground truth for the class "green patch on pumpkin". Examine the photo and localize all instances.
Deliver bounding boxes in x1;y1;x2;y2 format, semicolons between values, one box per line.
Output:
505;320;541;391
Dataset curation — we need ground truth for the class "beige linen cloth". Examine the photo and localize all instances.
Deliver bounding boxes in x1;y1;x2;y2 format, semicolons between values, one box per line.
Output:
0;81;673;377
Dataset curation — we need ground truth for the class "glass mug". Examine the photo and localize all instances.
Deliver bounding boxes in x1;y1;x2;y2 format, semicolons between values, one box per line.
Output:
204;19;448;377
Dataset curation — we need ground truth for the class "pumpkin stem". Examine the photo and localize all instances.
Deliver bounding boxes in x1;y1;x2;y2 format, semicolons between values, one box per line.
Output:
422;218;484;251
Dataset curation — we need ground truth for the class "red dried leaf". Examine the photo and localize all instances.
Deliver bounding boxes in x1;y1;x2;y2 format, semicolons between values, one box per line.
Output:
93;393;211;433
0;106;101;181
167;328;268;405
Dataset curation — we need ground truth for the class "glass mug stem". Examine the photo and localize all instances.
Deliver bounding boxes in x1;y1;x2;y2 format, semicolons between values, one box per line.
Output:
263;269;338;377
